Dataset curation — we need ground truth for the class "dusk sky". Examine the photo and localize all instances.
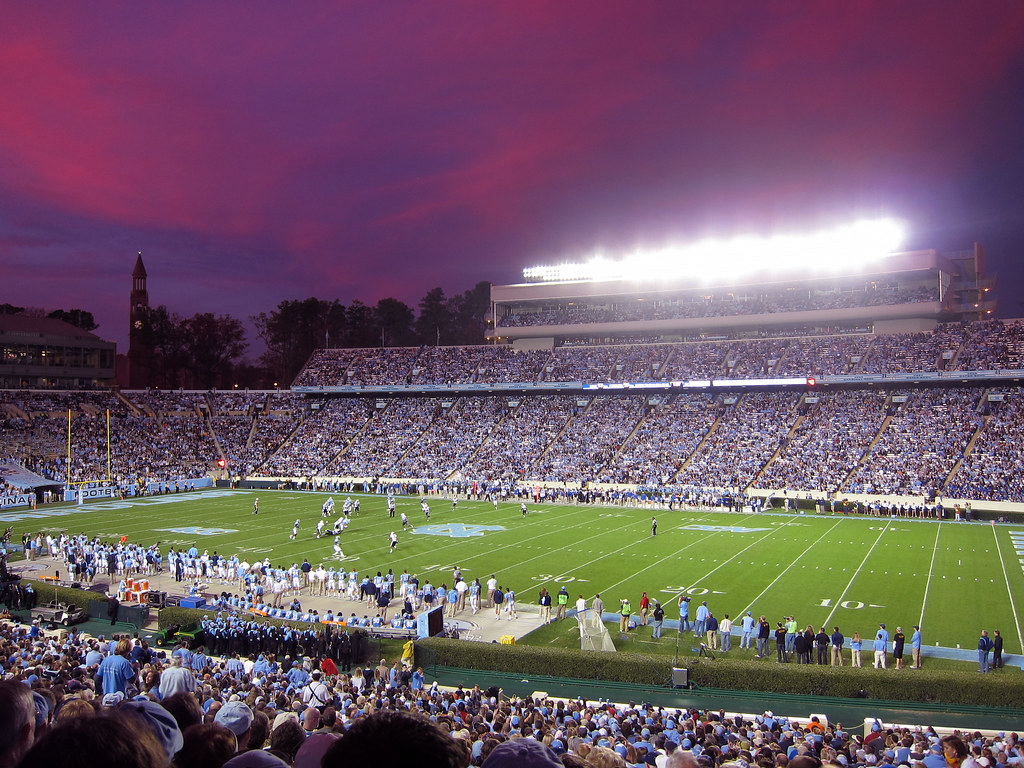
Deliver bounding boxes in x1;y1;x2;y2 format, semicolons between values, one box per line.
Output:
3;2;1024;355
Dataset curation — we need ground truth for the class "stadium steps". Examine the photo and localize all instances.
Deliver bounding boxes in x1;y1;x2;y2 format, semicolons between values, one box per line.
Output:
243;413;259;450
380;404;439;474
115;390;145;417
528;404;580;472
205;411;229;468
253;410;309;473
660;345;678;378
668;399;726;482
604;404;651;470
452;403;511;479
316;406;375;474
129;395;156;418
941;412;990;492
746;410;807;492
849;336;875;373
837;413;892;492
2;402;31;422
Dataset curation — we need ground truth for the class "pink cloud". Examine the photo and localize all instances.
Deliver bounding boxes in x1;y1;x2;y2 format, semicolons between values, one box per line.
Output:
1;1;1023;354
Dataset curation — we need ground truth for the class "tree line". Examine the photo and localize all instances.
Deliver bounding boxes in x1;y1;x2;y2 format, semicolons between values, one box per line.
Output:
3;282;491;389
253;281;491;386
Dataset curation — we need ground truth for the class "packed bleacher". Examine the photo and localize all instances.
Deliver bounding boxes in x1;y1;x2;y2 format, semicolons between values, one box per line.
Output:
291;321;1024;387
0;390;216;487
494;283;941;328
2;386;1024;501
1;597;1019;768
5;321;1024;503
754;391;890;494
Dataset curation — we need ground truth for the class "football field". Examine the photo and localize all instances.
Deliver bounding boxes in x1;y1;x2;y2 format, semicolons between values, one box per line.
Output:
5;488;1022;655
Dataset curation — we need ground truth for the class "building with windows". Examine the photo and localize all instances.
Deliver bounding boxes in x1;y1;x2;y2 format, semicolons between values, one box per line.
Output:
0;313;116;389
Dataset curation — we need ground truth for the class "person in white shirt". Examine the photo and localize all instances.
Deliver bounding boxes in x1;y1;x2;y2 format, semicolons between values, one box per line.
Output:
719;614;733;651
302;670;331;709
158;654;198;698
454;578;468;613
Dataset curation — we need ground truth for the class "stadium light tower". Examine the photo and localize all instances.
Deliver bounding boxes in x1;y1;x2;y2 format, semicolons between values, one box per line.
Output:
523;218;905;283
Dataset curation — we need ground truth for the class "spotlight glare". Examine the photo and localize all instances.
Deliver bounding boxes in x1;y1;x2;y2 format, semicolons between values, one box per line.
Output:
523;218;905;283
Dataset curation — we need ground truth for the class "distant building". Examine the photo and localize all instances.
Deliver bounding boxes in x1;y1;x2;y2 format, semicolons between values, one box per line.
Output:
0;313;116;389
488;244;994;349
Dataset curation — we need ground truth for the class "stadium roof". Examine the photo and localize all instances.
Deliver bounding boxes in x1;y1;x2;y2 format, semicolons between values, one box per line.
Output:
0;313;105;341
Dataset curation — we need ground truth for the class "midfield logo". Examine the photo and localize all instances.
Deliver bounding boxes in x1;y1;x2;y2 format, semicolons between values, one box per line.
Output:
411;524;506;538
156;527;239;536
678;525;770;533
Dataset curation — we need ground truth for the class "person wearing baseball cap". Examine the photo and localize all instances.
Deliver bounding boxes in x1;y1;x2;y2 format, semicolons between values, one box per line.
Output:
216;701;254;753
119;699;185;762
482;738;563;767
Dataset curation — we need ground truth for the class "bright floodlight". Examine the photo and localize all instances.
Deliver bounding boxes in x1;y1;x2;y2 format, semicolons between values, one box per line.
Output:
523;218;905;283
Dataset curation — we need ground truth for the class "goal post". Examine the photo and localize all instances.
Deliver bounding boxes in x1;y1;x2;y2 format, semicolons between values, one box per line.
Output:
64;408;115;501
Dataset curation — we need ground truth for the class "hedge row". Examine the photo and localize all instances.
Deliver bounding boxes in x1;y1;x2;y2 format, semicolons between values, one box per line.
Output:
417;639;672;687
156;606;220;631
13;591;356;637
414;639;1024;708
22;579;97;611
18;586;1016;708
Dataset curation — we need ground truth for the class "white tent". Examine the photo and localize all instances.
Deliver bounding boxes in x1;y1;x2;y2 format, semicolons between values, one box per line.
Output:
577;612;616;652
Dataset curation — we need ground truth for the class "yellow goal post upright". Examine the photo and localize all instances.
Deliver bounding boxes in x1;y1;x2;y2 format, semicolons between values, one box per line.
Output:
65;408;115;501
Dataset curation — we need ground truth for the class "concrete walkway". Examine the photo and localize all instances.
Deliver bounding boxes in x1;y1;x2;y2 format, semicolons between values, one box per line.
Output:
12;553;549;644
13;553;1017;666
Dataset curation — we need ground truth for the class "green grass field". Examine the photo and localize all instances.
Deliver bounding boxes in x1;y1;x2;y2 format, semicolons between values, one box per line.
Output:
5;488;1022;656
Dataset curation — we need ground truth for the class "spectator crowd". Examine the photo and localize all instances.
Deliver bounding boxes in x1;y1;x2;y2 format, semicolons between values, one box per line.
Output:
0;605;1018;768
4;321;1024;503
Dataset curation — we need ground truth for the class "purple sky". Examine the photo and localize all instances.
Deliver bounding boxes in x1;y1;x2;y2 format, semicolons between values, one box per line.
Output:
3;2;1024;354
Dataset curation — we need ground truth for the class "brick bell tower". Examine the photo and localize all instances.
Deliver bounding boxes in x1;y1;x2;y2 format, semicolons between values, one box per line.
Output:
128;252;150;387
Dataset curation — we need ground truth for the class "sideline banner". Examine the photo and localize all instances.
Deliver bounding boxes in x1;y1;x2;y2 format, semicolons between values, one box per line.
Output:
0;493;34;509
0;461;54;490
63;485;116;502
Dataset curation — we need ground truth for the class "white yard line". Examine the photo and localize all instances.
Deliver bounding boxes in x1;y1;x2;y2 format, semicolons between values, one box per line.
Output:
741;519;847;616
821;520;892;628
526;511;730;593
917;523;942;628
600;515;790;600
404;508;663;575
991;523;1024;651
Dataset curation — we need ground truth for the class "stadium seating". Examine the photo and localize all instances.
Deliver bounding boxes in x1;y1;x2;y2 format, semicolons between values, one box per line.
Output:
5;320;1024;502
